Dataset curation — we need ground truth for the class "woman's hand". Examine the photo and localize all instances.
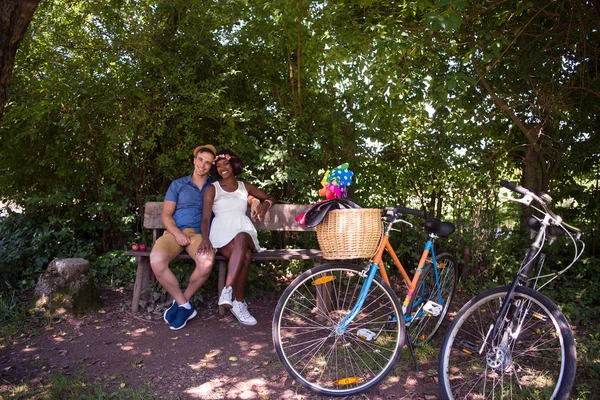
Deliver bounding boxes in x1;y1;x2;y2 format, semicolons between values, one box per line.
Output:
196;238;214;256
251;200;271;221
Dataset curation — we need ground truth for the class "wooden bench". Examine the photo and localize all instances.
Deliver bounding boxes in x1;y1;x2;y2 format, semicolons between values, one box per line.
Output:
124;202;323;314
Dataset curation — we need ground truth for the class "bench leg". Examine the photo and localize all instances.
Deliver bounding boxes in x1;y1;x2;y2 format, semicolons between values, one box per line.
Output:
132;256;152;313
218;260;227;315
315;278;333;320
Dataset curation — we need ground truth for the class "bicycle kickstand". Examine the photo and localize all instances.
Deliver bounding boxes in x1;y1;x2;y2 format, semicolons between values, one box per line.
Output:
405;328;420;371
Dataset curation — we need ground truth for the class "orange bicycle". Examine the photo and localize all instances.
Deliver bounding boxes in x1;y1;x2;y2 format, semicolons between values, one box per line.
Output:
272;206;457;396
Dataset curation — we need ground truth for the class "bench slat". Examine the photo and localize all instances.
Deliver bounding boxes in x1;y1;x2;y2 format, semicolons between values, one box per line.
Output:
125;248;323;261
143;202;313;232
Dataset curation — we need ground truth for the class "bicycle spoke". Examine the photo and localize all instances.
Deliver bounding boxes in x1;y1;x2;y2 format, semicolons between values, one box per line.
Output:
273;264;404;396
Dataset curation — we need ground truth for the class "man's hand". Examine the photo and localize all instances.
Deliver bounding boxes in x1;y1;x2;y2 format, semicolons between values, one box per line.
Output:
174;231;192;247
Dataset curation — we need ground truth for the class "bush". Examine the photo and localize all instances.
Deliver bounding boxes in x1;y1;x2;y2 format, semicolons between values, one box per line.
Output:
0;209;99;291
92;250;137;287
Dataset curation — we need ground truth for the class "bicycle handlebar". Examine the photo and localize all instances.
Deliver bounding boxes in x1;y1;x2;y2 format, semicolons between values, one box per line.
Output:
500;180;529;196
500;180;581;235
381;206;425;219
395;206;426;218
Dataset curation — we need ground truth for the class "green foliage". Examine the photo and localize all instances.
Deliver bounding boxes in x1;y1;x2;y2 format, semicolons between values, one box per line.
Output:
549;256;600;326
0;290;19;322
0;373;155;399
572;324;600;398
0;209;97;290
92;250;137;287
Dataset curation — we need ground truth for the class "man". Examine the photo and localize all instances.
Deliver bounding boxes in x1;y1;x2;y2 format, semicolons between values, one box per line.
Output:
149;145;217;330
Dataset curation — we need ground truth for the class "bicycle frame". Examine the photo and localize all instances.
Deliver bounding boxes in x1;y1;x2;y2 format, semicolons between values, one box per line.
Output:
489;214;549;341
488;181;584;347
336;216;443;333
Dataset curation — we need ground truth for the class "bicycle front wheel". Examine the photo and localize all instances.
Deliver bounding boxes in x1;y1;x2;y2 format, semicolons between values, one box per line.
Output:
406;253;457;346
272;263;405;397
438;285;576;400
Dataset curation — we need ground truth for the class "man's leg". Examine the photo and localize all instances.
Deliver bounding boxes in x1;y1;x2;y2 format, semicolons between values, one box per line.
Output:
183;234;215;300
150;251;187;305
150;233;187;305
184;253;214;300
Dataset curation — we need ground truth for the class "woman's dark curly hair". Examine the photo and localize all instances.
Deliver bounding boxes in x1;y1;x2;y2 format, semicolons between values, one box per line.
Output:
210;149;244;178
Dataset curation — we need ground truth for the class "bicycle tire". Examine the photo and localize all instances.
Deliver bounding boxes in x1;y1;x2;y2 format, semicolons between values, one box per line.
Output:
272;263;405;397
438;285;576;400
406;253;457;346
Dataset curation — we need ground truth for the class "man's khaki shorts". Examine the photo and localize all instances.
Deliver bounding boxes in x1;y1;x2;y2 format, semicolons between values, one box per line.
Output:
152;228;204;260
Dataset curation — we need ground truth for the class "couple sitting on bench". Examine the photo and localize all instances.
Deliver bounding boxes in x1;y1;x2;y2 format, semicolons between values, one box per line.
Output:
149;144;276;330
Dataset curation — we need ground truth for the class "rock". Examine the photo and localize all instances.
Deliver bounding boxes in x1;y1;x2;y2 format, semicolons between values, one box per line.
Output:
33;258;100;316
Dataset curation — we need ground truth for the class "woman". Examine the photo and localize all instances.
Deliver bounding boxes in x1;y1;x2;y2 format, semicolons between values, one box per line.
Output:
198;150;275;325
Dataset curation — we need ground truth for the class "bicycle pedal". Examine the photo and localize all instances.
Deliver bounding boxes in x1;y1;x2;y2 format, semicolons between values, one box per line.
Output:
357;328;377;341
423;301;443;317
458;340;479;355
530;311;548;322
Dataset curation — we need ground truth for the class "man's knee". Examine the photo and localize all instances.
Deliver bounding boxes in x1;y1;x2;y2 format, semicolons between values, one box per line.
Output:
194;252;214;271
150;250;170;274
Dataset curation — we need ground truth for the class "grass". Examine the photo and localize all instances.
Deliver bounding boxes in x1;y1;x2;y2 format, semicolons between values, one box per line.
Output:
0;374;155;400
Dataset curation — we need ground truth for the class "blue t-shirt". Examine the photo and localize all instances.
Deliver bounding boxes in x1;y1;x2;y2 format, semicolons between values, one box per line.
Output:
165;175;215;233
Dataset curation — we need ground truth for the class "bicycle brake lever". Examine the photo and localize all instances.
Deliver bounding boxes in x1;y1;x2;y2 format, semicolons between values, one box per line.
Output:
503;194;533;206
398;219;413;229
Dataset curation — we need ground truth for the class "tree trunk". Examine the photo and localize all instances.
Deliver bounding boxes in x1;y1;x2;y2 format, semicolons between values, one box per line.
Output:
0;0;39;125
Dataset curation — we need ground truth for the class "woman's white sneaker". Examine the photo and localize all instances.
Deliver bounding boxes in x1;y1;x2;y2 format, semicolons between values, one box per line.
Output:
231;300;257;325
218;286;233;307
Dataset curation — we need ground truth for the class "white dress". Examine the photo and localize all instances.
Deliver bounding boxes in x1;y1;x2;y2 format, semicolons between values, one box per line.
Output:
209;181;263;252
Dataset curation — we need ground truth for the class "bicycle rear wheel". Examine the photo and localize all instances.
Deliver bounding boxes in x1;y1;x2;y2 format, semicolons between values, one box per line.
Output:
438;285;576;400
272;263;405;397
406;253;457;346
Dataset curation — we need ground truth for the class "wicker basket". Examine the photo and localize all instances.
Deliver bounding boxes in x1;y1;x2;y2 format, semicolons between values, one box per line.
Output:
316;208;382;260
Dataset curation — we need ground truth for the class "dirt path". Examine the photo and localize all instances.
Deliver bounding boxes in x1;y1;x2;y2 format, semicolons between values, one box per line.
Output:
0;288;441;399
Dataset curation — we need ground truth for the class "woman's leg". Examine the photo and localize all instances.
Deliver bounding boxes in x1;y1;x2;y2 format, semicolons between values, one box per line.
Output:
234;248;253;302
222;232;255;288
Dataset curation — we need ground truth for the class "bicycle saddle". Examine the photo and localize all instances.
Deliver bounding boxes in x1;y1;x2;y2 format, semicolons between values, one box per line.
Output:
302;198;363;228
423;218;456;237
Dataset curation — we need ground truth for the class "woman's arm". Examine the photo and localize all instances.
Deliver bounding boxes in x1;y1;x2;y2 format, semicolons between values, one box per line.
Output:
243;182;276;221
197;185;216;255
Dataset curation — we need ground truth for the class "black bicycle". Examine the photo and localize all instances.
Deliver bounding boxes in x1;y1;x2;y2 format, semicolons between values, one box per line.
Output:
438;180;584;399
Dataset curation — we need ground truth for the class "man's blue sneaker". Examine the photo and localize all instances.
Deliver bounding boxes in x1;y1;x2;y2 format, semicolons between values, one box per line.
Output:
169;306;197;330
164;300;178;324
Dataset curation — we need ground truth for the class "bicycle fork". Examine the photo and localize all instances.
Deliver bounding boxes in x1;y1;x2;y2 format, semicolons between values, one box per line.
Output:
335;262;379;335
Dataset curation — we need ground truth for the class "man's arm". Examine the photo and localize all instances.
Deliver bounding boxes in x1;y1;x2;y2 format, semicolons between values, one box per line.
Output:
162;200;191;246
